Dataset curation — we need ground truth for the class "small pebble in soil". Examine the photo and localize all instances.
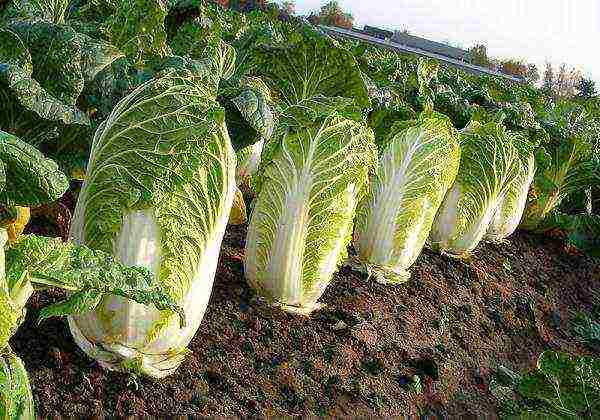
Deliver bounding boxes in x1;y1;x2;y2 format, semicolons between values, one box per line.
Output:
395;374;413;389
549;310;562;330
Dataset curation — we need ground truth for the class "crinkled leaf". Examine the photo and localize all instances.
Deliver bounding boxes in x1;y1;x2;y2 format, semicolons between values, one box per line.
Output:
0;350;34;420
8;0;69;23
517;351;600;418
8;21;84;106
279;95;364;128
0;130;69;207
102;0;170;67
0;28;89;126
74;69;235;302
5;234;186;326
73;32;124;83
223;78;274;151
249;24;370;109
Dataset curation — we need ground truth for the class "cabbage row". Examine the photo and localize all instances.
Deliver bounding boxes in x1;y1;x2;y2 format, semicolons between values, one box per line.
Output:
0;0;599;414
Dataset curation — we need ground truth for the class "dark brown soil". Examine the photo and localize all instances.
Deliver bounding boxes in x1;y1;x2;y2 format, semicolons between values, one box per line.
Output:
11;220;600;418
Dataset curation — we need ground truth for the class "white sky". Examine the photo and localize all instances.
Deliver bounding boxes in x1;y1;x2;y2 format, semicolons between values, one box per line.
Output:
288;0;600;84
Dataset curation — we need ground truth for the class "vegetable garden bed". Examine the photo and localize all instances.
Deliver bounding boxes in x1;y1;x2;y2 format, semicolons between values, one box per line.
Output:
14;222;599;417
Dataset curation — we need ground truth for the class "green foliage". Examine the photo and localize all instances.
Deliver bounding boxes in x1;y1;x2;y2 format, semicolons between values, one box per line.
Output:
102;0;170;67
516;351;600;418
5;235;185;325
248;24;370;109
0;349;34;420
221;76;275;151
0;130;69;207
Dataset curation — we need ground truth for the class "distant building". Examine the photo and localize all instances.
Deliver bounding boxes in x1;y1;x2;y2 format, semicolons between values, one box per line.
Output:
363;25;470;62
391;31;470;62
363;25;394;40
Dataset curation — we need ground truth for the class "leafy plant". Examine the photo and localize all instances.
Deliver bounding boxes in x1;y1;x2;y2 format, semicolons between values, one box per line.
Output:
352;112;460;283
244;103;376;314
429;119;521;258
69;67;237;378
0;129;182;418
513;351;600;419
521;102;600;229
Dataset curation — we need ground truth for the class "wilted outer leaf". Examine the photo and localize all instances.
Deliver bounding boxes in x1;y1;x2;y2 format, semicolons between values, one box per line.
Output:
429;121;521;257
228;188;247;225
0;130;69;207
245;110;376;313
354;113;460;283
224;77;274;151
0;350;34;420
235;139;264;186
69;69;236;377
5;207;30;244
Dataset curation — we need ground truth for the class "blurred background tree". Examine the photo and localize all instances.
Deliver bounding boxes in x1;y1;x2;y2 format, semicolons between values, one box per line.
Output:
577;77;597;99
307;1;354;29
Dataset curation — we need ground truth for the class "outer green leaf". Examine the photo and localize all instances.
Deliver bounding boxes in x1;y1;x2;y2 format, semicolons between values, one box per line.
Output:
486;132;537;241
0;350;34;420
102;0;170;67
8;21;84;106
429;121;521;257
245;112;376;313
0;28;89;126
69;69;236;377
6;0;69;23
0;130;69;207
354;113;460;283
522;102;599;229
517;351;600;418
5;234;185;325
223;77;274;151
73;32;124;83
249;24;370;109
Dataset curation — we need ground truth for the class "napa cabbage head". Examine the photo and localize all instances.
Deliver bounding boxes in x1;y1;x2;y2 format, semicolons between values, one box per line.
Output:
68;68;236;378
429;120;521;258
244;102;377;314
487;131;537;241
353;112;460;283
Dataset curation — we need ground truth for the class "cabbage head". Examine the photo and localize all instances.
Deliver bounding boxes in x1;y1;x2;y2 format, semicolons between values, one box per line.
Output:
429;121;521;258
68;69;236;378
487;132;537;241
244;105;376;314
353;112;460;283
